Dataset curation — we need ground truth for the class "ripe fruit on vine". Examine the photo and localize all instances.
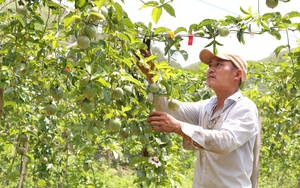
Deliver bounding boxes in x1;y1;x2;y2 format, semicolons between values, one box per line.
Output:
217;27;230;37
82;83;96;99
77;36;90;49
80;99;94;114
149;83;160;93
18;133;28;143
168;99;180;111
266;0;278;9
16;146;25;155
16;5;27;15
112;87;123;99
83;24;97;39
109;118;121;132
45;103;57;115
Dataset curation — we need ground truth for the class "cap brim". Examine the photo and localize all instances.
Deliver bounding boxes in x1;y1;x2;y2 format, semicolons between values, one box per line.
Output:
199;49;230;64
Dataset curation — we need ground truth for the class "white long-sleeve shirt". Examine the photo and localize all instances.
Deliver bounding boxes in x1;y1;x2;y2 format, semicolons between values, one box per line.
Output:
154;90;259;188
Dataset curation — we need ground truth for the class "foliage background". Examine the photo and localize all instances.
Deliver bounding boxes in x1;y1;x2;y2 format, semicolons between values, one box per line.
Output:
0;0;299;187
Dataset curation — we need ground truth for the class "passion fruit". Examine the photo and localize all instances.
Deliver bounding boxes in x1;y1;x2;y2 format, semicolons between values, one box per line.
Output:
109;118;121;132
149;83;160;93
80;99;94;114
83;24;97;39
217;27;230;37
16;146;26;155
45;103;57;115
266;0;278;9
77;36;90;49
82;83;96;99
112;87;123;99
168;99;180;111
18;133;28;143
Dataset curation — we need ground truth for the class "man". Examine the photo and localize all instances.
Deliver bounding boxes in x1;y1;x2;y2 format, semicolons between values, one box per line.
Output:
146;49;259;188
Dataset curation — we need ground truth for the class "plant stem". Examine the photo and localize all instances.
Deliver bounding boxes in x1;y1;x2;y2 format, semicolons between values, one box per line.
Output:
18;136;30;188
92;167;97;188
0;88;3;119
61;137;69;188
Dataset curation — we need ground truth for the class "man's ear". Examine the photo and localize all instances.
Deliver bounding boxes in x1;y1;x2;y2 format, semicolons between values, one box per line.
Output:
234;69;242;81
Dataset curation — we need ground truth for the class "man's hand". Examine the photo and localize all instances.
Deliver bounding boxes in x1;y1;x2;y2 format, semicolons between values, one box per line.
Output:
147;111;182;134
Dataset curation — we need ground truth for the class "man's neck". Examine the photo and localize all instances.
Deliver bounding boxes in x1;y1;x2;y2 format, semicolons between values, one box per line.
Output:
214;88;238;108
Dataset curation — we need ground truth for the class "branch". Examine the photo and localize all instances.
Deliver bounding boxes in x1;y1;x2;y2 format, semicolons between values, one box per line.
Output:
134;38;155;83
0;88;3;119
61;137;69;188
18;136;30;188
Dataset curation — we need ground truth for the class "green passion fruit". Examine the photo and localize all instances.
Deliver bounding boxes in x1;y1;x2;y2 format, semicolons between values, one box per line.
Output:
109;118;121;132
168;99;180;111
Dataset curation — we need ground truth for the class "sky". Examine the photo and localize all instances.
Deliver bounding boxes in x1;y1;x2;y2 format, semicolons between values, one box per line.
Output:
119;0;300;66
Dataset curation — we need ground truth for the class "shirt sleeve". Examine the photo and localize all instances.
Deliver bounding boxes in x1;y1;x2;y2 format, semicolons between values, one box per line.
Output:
153;95;205;125
182;99;259;155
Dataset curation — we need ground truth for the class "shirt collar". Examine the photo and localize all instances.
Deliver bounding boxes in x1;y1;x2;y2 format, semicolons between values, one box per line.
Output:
205;90;243;114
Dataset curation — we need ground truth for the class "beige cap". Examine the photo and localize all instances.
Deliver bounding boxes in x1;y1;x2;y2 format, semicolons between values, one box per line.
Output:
199;49;247;82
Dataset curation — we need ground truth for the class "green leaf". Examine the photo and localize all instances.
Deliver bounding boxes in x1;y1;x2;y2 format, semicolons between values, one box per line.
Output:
274;45;286;57
117;32;131;42
123;18;134;29
85;64;92;74
90;12;105;20
139;1;159;9
174;27;187;34
24;153;35;162
269;30;281;40
133;177;150;184
123;58;132;69
152;7;162;24
7;171;19;180
63;12;75;27
285;11;300;18
33;15;44;25
3;101;17;111
162;4;176;17
75;0;86;9
154;27;168;35
240;6;249;14
198;19;217;27
113;2;123;21
237;28;245;44
179;50;188;61
96;77;111;88
94;0;106;8
14;14;25;27
121;106;131;112
129;156;148;167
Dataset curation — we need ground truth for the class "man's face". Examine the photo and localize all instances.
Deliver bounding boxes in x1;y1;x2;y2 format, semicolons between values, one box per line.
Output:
206;56;239;90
